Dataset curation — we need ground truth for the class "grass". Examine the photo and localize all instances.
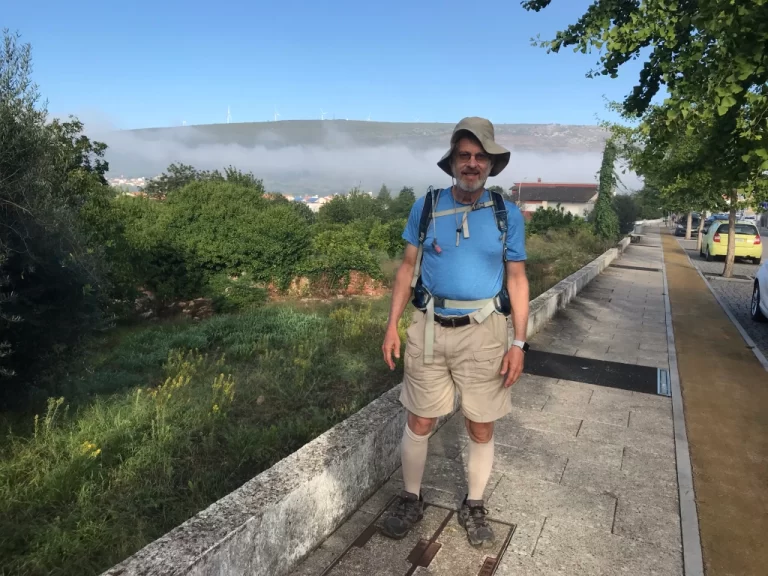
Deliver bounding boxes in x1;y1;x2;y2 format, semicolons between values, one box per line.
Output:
0;299;405;576
526;227;614;298
0;228;611;576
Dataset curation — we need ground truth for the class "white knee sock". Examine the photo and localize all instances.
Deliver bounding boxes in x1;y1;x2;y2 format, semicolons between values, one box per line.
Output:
401;424;430;496
467;435;495;501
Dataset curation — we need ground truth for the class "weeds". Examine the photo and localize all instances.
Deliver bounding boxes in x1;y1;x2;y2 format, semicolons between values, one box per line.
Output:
0;230;610;575
0;301;400;576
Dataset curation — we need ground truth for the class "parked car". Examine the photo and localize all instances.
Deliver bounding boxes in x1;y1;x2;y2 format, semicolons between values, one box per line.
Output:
702;213;730;235
675;216;701;237
752;259;768;322
700;221;763;263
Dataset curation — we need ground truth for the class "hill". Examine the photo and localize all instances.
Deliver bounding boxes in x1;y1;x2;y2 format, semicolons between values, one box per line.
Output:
99;120;613;196
128;120;608;152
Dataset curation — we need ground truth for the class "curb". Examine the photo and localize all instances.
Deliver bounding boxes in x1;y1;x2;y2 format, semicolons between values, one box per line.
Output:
102;236;633;576
660;237;705;576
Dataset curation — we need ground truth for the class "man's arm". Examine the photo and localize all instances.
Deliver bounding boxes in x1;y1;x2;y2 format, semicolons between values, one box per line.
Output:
382;244;419;370
505;260;529;342
500;260;529;387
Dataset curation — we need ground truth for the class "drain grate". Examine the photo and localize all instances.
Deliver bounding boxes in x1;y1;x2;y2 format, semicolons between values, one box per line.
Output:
610;264;662;272
319;497;515;576
524;350;662;395
477;556;498;576
657;368;671;396
406;538;442;567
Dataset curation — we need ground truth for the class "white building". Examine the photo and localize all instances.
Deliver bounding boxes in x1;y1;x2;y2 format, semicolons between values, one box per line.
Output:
510;182;598;218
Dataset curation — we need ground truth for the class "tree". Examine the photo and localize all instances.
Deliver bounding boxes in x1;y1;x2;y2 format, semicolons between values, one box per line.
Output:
163;180;310;288
593;141;620;240
614;194;639;236
377;184;392;212
347;187;383;221
389;186;416;220
143;163;200;199
0;30;108;400
318;195;353;225
523;0;768;171
525;1;768;276
634;187;664;220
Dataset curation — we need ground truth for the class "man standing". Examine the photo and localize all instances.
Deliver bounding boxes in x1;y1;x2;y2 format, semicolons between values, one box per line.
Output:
381;117;529;549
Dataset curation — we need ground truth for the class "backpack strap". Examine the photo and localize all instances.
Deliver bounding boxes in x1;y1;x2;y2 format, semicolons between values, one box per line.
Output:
489;189;508;261
411;187;440;288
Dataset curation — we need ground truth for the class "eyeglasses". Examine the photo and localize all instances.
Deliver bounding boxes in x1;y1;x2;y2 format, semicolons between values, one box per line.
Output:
455;151;491;165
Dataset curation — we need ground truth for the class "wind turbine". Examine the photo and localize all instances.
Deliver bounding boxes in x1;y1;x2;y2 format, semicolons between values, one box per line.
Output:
321;109;327;120
274;107;281;122
367;113;371;121
227;106;232;124
182;120;187;126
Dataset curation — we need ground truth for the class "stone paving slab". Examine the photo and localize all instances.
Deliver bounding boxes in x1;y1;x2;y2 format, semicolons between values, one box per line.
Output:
291;234;683;575
500;517;682;576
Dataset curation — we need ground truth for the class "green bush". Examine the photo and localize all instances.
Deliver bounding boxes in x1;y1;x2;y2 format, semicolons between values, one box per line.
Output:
526;205;587;235
303;225;382;288
206;274;268;313
163;180;312;289
614;194;640;234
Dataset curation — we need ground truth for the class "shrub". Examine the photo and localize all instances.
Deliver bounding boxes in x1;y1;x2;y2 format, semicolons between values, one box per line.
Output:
163;180;312;289
614;194;640;234
303;225;382;289
526;205;587;235
0;32;109;404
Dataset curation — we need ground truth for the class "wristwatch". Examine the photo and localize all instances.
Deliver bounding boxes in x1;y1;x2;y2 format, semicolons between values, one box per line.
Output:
511;340;529;353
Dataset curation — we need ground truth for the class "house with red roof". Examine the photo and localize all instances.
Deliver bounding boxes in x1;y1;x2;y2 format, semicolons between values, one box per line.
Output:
509;180;598;219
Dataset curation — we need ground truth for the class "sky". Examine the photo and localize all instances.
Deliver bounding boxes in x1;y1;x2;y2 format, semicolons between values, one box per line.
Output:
4;0;653;130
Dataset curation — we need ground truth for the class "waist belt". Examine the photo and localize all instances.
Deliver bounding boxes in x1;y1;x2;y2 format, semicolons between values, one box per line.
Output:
432;314;472;328
422;297;497;364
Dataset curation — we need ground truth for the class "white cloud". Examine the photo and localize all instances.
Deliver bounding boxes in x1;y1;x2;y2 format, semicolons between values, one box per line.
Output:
76;113;643;194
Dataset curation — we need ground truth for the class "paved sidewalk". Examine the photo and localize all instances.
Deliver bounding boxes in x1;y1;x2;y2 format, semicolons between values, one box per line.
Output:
291;231;683;576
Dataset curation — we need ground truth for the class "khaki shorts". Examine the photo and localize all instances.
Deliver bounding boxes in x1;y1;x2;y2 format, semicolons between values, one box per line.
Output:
400;309;511;423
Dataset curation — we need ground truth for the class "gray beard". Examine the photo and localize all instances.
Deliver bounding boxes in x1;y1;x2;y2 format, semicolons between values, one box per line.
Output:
453;161;492;195
456;176;487;194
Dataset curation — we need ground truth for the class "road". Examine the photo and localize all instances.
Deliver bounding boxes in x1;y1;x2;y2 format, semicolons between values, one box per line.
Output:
677;234;768;362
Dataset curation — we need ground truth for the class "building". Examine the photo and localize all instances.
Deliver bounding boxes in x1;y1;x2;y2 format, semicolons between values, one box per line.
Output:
510;181;598;219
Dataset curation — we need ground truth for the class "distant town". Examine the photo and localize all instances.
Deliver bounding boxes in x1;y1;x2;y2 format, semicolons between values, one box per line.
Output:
107;175;371;212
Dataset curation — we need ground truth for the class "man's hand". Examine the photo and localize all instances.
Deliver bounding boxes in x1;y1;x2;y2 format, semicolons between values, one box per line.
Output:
382;325;401;371
500;346;524;388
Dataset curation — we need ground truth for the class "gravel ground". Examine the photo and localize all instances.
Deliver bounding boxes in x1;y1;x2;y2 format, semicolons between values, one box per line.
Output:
678;238;768;360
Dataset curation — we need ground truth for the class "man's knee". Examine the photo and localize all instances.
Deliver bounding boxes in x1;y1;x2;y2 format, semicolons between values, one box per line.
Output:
465;419;494;443
407;412;437;436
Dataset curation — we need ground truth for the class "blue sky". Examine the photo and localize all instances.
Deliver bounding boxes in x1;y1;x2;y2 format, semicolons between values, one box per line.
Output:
5;0;650;129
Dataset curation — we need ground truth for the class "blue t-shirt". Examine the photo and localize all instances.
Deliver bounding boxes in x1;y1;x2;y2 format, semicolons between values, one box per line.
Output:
403;188;526;316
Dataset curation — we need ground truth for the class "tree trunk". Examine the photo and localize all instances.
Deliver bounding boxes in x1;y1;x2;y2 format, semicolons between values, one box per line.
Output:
685;211;693;240
723;195;737;278
696;211;706;253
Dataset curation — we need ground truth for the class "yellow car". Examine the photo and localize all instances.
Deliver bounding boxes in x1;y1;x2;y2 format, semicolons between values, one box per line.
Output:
701;221;763;264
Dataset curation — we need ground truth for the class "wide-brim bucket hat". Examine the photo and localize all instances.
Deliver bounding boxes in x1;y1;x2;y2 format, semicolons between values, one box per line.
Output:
437;117;510;178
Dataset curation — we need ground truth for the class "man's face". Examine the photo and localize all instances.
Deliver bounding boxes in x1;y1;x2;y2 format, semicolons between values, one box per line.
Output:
452;137;493;193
